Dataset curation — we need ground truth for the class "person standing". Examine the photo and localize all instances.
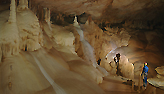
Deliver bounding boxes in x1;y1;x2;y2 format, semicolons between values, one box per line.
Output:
141;62;149;89
114;53;121;76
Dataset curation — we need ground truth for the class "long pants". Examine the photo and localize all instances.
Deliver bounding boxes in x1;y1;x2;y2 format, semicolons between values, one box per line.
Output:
143;73;148;87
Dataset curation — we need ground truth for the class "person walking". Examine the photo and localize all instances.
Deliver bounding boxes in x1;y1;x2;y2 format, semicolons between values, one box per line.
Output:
141;62;149;89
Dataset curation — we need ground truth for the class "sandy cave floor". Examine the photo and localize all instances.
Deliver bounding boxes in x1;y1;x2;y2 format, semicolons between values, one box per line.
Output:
99;74;164;94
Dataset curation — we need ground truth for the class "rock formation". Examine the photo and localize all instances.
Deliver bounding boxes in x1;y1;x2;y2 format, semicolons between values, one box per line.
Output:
17;1;43;51
148;66;164;90
0;0;164;94
0;0;19;62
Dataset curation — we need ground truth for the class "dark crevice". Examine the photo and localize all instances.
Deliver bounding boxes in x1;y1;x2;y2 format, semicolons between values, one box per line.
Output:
50;12;90;26
97;58;101;65
1;55;5;62
25;45;27;51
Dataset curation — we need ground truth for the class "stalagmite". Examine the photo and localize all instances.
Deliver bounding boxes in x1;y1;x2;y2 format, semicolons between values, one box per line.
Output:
17;0;28;10
47;8;51;22
25;0;28;7
32;5;37;15
85;15;92;25
37;5;40;19
16;0;43;51
19;0;28;7
19;0;25;5
15;0;17;6
37;5;44;21
73;16;84;41
73;16;108;77
44;8;52;31
73;16;95;67
0;0;20;57
44;8;48;21
8;0;17;23
29;0;32;9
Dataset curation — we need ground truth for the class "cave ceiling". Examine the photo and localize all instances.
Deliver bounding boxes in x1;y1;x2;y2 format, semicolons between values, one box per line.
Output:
32;0;164;24
1;0;164;26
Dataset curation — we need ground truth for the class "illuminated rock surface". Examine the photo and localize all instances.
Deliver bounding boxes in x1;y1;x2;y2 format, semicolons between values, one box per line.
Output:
148;66;164;90
0;0;164;94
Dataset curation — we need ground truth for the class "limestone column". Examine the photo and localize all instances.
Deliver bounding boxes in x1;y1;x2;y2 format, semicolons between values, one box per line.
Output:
33;5;37;15
19;0;28;7
41;7;44;21
37;5;40;19
8;0;16;23
38;5;42;21
19;0;24;5
47;8;51;22
31;0;35;12
8;0;19;55
29;0;31;9
25;0;28;7
44;8;52;30
44;8;48;21
17;0;28;9
15;0;17;6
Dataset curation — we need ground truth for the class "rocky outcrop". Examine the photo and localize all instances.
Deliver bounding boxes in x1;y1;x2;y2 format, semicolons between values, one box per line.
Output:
148;66;164;90
73;17;131;62
156;66;164;75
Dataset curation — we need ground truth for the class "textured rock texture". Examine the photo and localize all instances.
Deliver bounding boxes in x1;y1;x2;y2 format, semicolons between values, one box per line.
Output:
0;0;164;94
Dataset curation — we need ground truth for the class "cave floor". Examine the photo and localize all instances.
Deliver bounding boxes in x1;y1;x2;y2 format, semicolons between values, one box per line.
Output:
99;75;164;94
99;75;138;94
